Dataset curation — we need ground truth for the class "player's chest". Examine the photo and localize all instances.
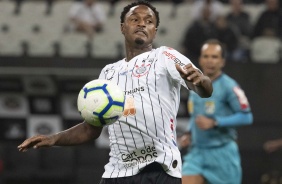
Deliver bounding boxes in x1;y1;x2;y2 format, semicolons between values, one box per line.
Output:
105;59;160;82
191;89;228;114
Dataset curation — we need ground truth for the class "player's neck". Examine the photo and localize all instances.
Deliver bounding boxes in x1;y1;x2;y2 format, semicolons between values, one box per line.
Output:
208;71;222;81
125;44;153;62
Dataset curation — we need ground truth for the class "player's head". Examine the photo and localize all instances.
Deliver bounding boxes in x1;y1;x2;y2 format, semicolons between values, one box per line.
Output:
120;1;159;46
199;39;225;79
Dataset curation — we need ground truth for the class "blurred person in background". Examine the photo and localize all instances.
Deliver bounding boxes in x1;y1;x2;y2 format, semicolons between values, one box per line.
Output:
226;0;252;62
213;14;242;62
68;0;106;39
252;0;282;40
179;39;253;184
190;0;224;22
226;0;252;38
13;0;54;15
13;0;24;15
181;4;216;67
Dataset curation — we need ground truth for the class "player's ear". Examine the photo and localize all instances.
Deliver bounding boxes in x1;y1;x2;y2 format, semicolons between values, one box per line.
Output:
199;56;203;68
120;23;125;35
153;28;158;38
221;58;226;68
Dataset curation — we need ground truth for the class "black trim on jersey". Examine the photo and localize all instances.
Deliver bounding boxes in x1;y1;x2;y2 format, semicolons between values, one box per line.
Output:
130;58;146;173
122;63;138;177
136;52;157;172
116;62;131;177
109;61;124;178
145;56;158;137
155;54;175;170
157;94;167;166
152;56;168;167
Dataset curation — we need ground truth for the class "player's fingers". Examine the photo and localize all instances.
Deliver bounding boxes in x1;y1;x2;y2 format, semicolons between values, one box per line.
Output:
18;136;43;150
175;64;187;76
184;65;196;74
18;140;33;149
192;78;202;86
34;140;51;148
183;63;193;70
186;72;198;80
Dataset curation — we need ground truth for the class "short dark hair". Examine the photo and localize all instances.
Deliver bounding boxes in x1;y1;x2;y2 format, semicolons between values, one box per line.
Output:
203;39;226;58
120;0;160;28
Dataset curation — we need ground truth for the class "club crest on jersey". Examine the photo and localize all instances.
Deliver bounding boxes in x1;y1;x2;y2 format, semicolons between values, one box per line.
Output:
205;101;215;114
132;62;151;78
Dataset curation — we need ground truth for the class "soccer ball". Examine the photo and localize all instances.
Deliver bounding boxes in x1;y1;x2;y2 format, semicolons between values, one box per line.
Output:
77;79;125;127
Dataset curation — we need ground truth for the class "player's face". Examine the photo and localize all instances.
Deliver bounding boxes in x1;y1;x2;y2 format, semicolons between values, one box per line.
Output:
121;5;157;46
199;44;225;78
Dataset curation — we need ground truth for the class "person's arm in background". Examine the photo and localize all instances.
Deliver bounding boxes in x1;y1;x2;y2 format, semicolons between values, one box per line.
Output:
263;138;282;153
18;122;102;152
195;85;253;130
213;85;253;127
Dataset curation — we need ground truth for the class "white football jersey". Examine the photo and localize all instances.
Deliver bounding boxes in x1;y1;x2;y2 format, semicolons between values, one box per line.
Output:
98;46;197;178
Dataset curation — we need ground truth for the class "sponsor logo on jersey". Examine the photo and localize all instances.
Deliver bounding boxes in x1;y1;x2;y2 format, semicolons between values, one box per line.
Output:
119;68;133;76
121;145;158;169
123;96;136;116
124;86;145;95
162;51;185;67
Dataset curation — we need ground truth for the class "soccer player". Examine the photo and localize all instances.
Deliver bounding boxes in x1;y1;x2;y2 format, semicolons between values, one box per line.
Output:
180;39;253;184
17;1;213;184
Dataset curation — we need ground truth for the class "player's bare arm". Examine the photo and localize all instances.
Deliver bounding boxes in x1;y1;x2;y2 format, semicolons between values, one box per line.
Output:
18;121;102;152
176;64;213;98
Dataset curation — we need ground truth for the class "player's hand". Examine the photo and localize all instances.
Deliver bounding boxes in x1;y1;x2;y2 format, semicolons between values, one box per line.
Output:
177;132;191;148
195;115;216;130
17;135;56;152
175;63;203;86
263;139;282;153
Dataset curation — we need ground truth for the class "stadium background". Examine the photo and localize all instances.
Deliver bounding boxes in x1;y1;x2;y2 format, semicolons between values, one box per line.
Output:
0;0;281;183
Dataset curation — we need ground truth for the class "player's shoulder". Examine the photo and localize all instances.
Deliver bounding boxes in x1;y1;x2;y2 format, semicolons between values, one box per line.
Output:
220;73;239;88
158;46;186;60
158;46;181;53
102;59;124;70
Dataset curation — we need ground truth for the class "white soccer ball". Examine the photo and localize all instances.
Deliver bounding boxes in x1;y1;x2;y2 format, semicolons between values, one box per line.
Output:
77;79;125;127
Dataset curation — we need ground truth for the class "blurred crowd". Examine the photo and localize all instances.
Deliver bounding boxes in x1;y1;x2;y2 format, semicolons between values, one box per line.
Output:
2;0;282;63
181;0;282;63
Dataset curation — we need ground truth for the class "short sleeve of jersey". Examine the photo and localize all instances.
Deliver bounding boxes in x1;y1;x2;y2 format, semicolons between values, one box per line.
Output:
98;67;106;80
161;46;200;89
226;81;251;112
